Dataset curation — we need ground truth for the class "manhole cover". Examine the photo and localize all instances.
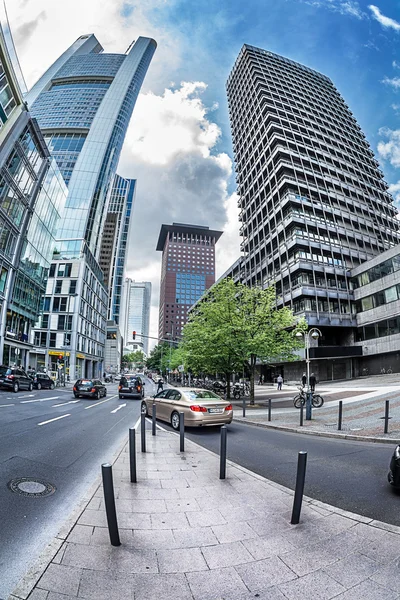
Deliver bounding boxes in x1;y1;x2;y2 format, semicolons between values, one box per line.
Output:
7;477;56;497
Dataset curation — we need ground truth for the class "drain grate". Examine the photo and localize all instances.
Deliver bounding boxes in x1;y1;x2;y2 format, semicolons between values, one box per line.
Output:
7;477;56;497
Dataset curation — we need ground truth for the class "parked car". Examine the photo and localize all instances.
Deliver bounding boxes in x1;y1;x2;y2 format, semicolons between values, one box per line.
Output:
0;366;33;392
141;387;233;430
119;375;145;399
31;372;55;390
73;379;107;399
388;445;400;488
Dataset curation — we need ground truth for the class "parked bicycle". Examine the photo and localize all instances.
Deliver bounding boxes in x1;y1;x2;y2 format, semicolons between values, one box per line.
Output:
232;382;250;399
293;386;324;408
380;367;393;375
361;367;369;376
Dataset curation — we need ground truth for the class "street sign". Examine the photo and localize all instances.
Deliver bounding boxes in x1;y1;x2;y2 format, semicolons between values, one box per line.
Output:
178;365;184;372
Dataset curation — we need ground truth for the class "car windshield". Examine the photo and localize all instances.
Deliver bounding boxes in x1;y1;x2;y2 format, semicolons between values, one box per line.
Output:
186;390;221;400
80;380;93;385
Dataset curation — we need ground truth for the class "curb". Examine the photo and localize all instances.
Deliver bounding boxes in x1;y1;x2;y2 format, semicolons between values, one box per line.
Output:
233;416;399;444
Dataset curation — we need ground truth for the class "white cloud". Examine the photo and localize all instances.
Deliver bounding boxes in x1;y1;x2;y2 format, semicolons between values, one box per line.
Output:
300;0;365;19
377;128;400;167
393;61;400;69
388;181;400;205
382;76;400;89
369;5;400;31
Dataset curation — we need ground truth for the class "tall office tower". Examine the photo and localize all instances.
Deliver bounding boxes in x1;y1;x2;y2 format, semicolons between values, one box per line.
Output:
0;4;67;368
28;34;156;379
226;45;400;380
122;279;151;355
157;223;222;341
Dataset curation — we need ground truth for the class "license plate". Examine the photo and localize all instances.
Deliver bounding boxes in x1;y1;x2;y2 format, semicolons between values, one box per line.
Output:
209;408;223;414
0;379;4;383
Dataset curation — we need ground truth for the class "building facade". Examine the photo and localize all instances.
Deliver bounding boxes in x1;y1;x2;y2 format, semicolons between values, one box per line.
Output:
122;279;151;355
0;5;67;368
157;223;222;341
226;44;400;381
28;34;156;379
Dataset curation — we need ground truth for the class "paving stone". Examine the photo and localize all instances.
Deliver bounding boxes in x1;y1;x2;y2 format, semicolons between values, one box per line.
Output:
77;509;107;527
211;521;258;544
316;530;373;560
186;566;249;600
90;526;134;546
28;590;49;600
331;578;398;600
47;594;78;600
201;541;253;568
242;534;295;560
235;556;297;590
86;497;101;510
278;569;346;600
281;522;333;548
359;533;400;563
151;512;189;530
160;478;191;489
178;486;211;498
186;509;227;528
61;542;111;571
172;526;219;548
77;570;134;599
133;528;177;549
279;543;337;576
109;546;158;573
247;515;293;537
52;543;67;564
323;552;379;588
132;572;193;600
67;524;94;545
157;546;208;573
118;512;152;529
165;498;200;512
371;559;400;591
37;564;82;596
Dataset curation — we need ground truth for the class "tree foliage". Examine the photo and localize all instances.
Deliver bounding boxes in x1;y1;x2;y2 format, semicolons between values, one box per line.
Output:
181;279;306;402
122;350;145;369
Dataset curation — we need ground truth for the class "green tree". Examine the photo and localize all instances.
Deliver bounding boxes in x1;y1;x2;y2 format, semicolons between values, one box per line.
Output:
122;350;145;370
181;278;306;403
145;342;170;373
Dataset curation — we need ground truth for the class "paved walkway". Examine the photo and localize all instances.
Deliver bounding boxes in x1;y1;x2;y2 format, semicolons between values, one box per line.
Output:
11;424;400;600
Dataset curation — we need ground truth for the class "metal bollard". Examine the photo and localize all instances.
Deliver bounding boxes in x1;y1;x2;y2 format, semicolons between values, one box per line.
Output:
180;412;185;452
384;400;390;434
129;427;136;483
220;425;227;479
299;402;304;427
242;396;246;418
152;403;157;436
306;392;312;421
338;401;343;431
291;451;307;525
141;412;146;453
268;398;272;421
101;463;121;546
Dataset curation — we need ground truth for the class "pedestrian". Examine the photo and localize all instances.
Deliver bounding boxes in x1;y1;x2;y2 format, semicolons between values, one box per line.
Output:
277;374;283;391
301;372;307;387
309;373;316;392
157;378;164;392
258;373;263;385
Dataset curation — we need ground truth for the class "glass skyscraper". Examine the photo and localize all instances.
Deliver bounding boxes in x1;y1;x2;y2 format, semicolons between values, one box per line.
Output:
122;280;151;355
28;34;156;378
226;44;400;381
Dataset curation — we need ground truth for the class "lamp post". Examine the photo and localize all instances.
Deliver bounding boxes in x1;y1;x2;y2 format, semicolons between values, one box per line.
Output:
296;327;321;420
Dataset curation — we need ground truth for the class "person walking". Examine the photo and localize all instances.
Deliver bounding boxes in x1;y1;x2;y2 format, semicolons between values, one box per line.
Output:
277;374;283;391
301;372;307;387
258;374;263;385
157;378;164;393
309;373;316;392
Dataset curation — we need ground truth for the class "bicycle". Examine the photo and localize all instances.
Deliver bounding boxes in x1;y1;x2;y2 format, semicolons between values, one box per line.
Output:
361;367;369;376
293;386;324;408
381;367;393;375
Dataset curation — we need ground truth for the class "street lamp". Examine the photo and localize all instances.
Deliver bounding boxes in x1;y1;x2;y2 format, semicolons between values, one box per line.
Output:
295;327;321;420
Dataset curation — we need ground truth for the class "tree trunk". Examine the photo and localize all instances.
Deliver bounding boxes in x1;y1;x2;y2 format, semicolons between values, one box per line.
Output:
225;372;231;399
249;355;256;405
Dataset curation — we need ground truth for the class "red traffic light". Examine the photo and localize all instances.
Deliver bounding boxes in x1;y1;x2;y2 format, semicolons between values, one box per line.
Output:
132;331;136;340
58;354;63;360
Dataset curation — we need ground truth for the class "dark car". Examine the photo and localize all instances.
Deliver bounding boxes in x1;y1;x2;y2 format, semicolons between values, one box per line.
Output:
119;375;144;399
388;445;400;487
0;366;33;393
73;379;107;399
31;372;55;390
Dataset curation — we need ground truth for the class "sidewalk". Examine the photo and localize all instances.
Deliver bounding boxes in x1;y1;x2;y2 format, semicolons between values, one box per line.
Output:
234;379;400;443
11;427;400;600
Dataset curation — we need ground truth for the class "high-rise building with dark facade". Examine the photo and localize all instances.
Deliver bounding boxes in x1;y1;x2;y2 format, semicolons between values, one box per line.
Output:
28;34;156;379
226;45;400;380
157;223;222;341
0;4;67;369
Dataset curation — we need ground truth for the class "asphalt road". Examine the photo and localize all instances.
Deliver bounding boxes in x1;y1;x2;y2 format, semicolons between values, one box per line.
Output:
159;419;400;526
0;376;157;599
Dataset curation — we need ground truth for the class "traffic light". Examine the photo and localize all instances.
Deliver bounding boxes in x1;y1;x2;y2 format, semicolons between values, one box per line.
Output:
58;354;63;361
132;331;136;340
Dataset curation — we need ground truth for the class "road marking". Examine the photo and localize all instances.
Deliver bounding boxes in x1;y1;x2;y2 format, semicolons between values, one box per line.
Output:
145;417;167;431
18;394;35;398
84;394;117;410
21;396;59;404
38;414;71;426
0;403;14;407
111;403;126;414
52;400;80;407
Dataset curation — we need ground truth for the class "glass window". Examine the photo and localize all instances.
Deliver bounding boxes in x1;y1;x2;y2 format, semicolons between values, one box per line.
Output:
55;280;62;294
43;297;50;311
388;318;400;335
378;321;388;338
0;266;7;293
361;296;373;311
385;286;398;304
49;332;56;348
69;280;77;294
364;325;376;340
49;264;56;277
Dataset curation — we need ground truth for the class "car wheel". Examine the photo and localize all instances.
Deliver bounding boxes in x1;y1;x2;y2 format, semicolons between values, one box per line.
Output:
73;393;78;398
28;383;33;391
141;401;148;416
103;389;107;397
13;382;19;393
171;411;180;431
95;391;100;400
37;382;42;390
50;382;55;390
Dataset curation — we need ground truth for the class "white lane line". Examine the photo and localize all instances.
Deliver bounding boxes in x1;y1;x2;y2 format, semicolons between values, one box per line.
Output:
38;413;71;426
111;403;126;414
18;394;35;399
133;415;141;430
145;417;167;431
84;394;118;410
0;404;14;407
21;396;59;404
52;400;80;407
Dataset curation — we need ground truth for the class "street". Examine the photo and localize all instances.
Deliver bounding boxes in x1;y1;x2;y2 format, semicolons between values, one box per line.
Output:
0;376;157;598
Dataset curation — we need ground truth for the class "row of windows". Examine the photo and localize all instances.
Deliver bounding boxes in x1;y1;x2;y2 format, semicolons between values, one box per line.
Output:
354;254;400;289
356;285;400;313
357;317;400;342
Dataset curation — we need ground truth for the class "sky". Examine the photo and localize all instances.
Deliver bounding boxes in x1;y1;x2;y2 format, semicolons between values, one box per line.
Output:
6;0;400;347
